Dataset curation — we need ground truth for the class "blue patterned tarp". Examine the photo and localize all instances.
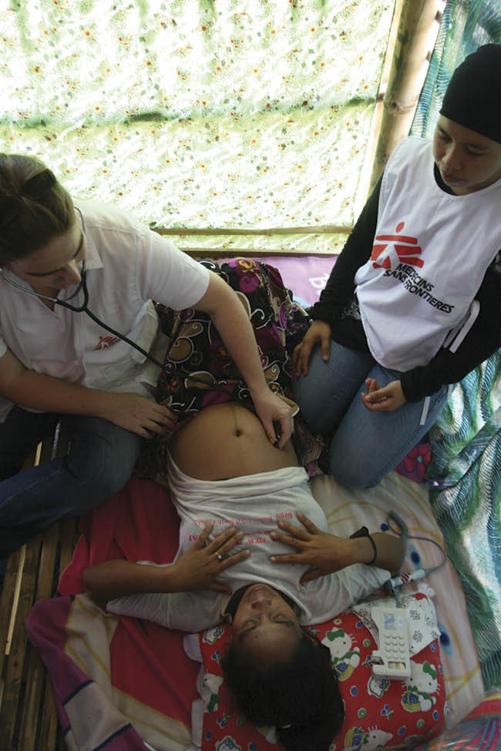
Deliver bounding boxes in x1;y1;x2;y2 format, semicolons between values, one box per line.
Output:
428;359;501;690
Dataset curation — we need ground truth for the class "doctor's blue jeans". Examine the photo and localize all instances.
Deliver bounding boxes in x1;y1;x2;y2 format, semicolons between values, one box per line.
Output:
0;407;142;557
292;342;448;489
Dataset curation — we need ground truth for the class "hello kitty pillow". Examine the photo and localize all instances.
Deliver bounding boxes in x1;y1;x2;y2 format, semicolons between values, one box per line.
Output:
193;599;446;750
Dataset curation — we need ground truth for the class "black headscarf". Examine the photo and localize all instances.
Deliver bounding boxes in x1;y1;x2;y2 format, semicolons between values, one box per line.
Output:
440;43;501;143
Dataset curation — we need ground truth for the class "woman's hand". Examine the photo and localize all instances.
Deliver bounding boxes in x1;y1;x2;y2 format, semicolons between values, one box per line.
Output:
251;388;295;449
0;351;176;436
168;523;250;594
361;378;406;412
292;320;332;377
269;513;357;583
82;525;249;602
98;392;177;438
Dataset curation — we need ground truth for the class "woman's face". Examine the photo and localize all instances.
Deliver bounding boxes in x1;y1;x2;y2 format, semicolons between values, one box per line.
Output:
232;583;302;661
7;220;85;293
433;115;501;195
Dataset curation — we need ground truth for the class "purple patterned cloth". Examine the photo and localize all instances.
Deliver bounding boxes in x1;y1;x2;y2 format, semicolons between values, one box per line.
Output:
137;258;321;479
155;257;309;415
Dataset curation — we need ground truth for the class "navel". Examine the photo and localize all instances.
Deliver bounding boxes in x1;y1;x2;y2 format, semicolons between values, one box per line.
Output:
230;404;244;437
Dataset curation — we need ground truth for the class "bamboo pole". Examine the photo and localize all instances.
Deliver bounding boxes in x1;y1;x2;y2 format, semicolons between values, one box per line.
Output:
354;0;405;215
369;0;445;191
154;224;352;236
153;224;353;256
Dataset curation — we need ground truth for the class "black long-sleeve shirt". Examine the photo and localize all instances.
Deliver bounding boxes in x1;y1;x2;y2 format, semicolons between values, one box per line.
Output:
309;174;501;402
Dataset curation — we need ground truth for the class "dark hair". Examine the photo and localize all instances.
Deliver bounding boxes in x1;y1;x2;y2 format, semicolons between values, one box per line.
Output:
440;44;501;144
0;153;75;263
221;631;344;751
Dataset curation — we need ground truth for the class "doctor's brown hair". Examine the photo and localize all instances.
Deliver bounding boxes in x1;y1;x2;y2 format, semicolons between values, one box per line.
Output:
0;154;75;263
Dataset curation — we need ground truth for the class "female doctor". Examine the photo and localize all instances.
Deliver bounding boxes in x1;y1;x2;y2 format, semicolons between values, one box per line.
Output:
0;154;293;558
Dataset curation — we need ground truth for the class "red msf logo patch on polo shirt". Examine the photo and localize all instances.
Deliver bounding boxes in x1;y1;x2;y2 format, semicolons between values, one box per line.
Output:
95;335;120;350
371;222;424;270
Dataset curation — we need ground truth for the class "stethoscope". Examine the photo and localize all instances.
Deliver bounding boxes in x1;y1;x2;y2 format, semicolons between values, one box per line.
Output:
1;205;179;370
0;241;236;393
0;258;171;370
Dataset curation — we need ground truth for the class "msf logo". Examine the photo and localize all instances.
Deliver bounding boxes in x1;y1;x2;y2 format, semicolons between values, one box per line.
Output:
371;222;424;270
95;335;119;351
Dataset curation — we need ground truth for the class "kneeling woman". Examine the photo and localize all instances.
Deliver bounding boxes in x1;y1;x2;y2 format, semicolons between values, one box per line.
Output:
84;402;404;751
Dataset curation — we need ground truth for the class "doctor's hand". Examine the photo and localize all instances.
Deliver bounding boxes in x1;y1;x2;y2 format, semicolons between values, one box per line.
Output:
292;320;332;377
98;392;177;438
269;513;357;584
251;388;295;449
168;523;250;594
361;378;406;412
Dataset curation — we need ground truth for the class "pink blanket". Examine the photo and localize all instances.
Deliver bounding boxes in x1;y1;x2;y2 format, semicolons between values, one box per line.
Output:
27;478;198;751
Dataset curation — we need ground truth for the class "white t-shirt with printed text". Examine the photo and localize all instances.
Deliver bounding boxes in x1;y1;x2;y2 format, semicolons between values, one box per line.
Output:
107;459;390;631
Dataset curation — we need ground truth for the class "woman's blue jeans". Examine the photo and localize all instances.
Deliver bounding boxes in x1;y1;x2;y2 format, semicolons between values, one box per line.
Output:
293;342;448;489
0;407;142;557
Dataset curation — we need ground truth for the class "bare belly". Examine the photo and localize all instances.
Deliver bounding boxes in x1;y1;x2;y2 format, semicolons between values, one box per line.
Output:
169;403;298;480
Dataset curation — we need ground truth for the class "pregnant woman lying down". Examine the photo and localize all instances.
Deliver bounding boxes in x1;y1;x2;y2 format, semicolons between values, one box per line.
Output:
84;402;404;751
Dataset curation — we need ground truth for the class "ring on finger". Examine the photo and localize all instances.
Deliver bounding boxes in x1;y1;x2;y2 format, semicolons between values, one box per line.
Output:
216;553;224;562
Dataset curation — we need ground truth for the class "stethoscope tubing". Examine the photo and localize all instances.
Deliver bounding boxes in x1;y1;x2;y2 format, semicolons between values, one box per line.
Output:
0;264;239;394
0;263;165;366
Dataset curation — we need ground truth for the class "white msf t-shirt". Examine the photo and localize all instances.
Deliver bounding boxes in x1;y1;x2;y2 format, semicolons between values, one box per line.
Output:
0;200;209;421
355;136;501;371
107;459;390;631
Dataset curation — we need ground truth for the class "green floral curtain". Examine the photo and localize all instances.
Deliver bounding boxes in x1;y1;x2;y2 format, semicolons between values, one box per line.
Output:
0;0;395;253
